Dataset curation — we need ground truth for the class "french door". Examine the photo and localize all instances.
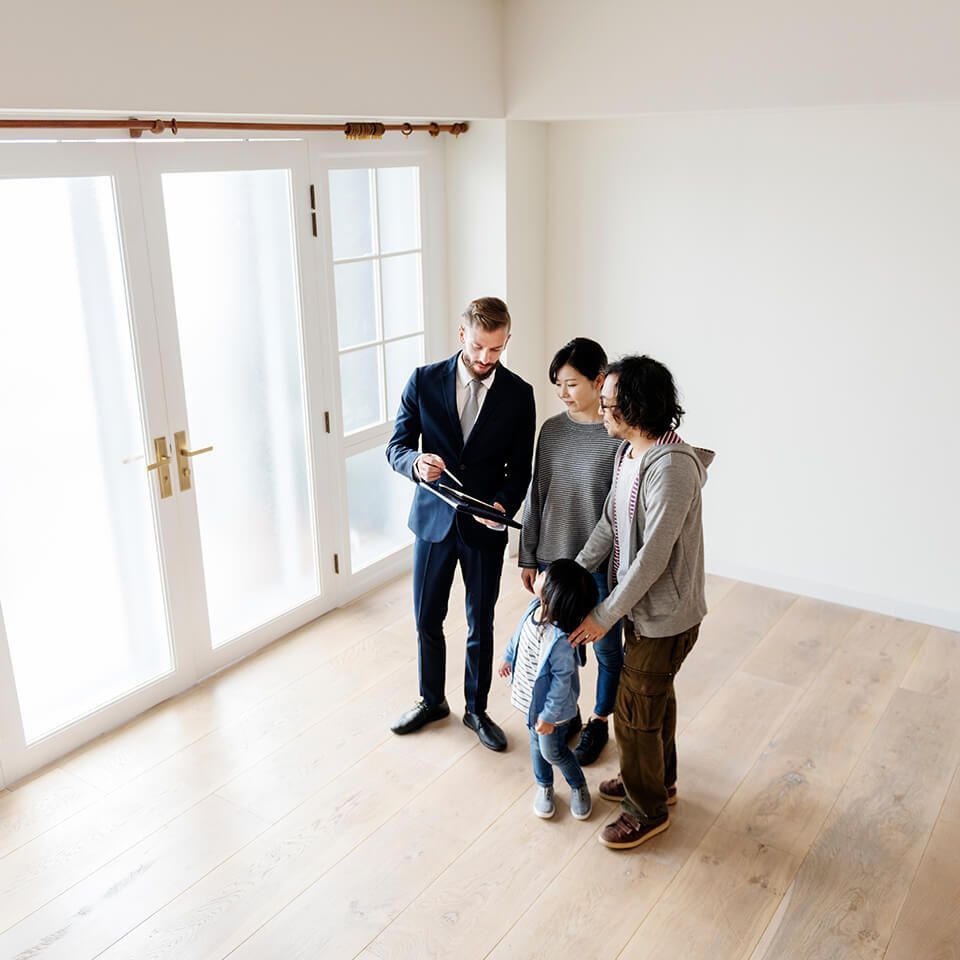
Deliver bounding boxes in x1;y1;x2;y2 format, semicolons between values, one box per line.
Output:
0;140;331;784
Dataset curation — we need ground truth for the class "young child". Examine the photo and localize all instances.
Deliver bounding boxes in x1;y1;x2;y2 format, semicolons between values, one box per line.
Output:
499;559;598;820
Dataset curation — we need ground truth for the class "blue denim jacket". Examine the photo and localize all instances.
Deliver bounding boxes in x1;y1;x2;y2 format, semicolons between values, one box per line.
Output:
502;599;586;726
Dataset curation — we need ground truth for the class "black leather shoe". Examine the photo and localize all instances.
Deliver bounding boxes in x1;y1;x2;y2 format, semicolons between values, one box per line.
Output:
574;716;609;766
463;711;507;752
391;698;450;735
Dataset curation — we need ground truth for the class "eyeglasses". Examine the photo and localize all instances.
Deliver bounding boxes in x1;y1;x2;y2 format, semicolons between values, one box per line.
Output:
599;401;619;412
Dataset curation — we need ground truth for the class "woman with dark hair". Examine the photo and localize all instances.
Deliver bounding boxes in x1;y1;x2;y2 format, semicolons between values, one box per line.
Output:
518;338;623;766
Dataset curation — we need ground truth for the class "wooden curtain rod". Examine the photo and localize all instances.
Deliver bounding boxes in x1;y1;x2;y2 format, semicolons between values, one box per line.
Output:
0;118;469;139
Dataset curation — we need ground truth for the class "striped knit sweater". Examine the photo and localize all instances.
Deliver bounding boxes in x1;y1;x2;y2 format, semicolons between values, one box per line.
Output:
519;412;622;568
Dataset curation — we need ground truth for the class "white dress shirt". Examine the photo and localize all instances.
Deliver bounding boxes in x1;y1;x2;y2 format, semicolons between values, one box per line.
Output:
455;353;505;528
456;352;496;417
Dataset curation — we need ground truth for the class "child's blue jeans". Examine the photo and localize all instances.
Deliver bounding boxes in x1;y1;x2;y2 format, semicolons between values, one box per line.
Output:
529;718;587;788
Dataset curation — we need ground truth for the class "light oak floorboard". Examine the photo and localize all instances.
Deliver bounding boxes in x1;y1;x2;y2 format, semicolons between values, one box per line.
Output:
0;622;413;931
485;671;801;960
0;768;103;859
901;626;960;700
215;583;528;824
226;711;537;960
57;576;414;793
674;583;796;730
752;688;960;960
715;613;927;856
883;812;960;960
939;764;960;825
95;713;494;960
705;573;739;608
0;795;265;960
361;769;599;960
2;573;952;960
95;580;528;960
617;827;798;960
738;594;862;689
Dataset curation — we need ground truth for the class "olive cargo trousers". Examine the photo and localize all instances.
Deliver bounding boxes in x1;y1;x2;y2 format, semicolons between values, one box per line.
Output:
614;620;701;824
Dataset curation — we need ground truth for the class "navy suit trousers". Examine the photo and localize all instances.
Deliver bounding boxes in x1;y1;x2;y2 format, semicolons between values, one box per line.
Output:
413;525;504;713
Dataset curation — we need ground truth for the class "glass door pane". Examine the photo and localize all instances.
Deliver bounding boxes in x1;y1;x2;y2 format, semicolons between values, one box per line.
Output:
325;163;424;572
0;174;172;742
160;167;319;647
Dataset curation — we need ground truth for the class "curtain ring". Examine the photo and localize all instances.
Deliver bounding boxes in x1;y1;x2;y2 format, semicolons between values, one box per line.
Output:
428;122;440;138
401;122;413;137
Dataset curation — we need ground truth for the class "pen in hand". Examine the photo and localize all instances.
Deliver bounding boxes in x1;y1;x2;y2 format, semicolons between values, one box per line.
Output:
416;454;463;487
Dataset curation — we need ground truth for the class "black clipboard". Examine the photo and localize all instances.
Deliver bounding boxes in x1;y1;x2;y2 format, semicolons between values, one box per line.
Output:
418;481;522;530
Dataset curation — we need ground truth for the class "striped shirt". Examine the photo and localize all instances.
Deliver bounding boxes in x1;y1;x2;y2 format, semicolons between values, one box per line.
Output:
611;430;685;584
519;412;621;568
510;612;550;715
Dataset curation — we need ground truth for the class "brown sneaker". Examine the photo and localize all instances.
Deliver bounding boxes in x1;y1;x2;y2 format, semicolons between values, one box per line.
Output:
599;774;625;801
599;812;670;849
600;775;677;806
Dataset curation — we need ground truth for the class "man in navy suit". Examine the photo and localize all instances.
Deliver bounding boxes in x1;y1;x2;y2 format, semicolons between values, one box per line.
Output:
386;297;536;751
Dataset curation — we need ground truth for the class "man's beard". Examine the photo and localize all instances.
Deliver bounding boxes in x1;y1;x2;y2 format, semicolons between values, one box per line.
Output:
603;417;624;438
462;355;500;381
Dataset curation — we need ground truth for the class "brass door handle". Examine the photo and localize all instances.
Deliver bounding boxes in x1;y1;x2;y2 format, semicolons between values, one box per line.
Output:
146;437;174;498
179;444;213;458
174;430;213;492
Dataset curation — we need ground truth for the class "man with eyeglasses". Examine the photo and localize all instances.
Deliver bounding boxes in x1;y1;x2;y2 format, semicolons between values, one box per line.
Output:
386;297;536;751
569;355;714;849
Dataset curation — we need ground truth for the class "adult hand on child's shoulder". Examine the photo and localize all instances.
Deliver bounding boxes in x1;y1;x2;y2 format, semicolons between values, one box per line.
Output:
569;612;603;646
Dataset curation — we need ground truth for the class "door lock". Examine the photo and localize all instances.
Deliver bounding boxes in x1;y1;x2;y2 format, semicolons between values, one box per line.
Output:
175;429;214;491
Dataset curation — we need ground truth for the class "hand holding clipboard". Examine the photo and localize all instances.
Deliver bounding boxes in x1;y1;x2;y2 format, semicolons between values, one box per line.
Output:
418;480;522;530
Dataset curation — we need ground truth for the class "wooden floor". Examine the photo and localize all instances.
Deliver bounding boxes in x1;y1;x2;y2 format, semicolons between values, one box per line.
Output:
1;571;959;960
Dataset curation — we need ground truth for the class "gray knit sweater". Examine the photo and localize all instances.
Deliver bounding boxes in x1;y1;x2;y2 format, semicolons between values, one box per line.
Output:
519;412;621;568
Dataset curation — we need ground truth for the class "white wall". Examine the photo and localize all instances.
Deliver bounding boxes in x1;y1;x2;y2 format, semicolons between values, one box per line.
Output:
546;104;960;629
443;119;547;401
0;0;504;118
505;120;548;415
444;120;507;352
506;0;960;118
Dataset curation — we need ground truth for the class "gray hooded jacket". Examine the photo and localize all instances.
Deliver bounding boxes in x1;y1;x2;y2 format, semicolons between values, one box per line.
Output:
576;438;715;638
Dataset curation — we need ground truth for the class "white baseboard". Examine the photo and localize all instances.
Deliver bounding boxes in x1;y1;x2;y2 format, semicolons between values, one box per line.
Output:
708;561;959;633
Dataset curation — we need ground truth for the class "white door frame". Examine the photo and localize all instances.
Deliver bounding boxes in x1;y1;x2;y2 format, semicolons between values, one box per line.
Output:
134;139;339;678
0;133;448;786
0;142;192;783
306;135;447;597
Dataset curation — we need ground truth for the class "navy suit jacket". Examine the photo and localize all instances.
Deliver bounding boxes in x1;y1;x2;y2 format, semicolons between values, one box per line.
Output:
386;353;536;550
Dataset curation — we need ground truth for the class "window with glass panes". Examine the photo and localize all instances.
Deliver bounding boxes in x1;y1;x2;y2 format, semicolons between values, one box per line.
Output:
328;165;424;571
328;166;425;435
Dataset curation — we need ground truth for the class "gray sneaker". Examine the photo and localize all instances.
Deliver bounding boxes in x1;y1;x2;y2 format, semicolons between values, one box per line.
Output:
570;784;592;820
533;785;555;819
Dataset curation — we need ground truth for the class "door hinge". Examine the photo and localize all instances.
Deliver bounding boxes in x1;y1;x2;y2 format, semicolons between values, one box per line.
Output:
309;184;317;237
333;553;340;574
324;410;331;433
